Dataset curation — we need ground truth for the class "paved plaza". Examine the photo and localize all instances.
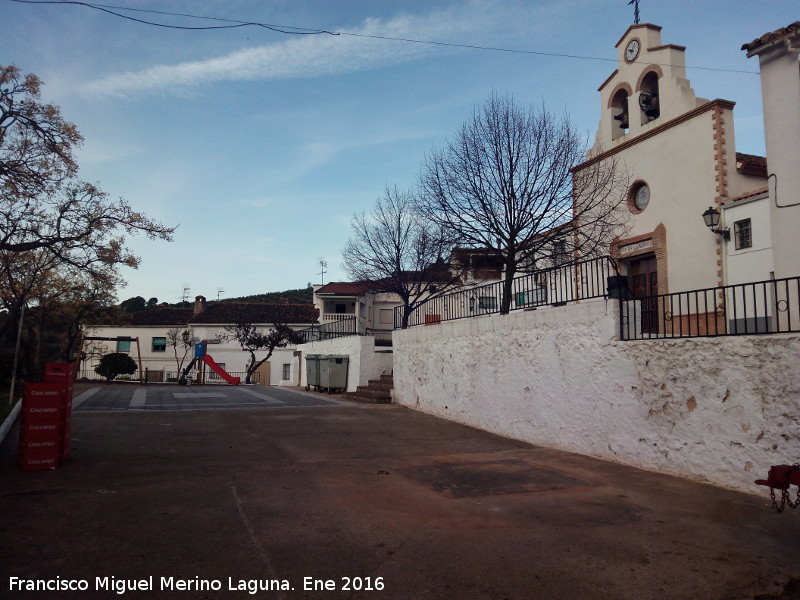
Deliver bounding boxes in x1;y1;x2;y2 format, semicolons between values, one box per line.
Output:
1;384;799;600
72;383;343;412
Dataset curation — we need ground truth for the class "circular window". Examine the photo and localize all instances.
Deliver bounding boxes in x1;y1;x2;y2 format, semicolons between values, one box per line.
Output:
628;181;650;213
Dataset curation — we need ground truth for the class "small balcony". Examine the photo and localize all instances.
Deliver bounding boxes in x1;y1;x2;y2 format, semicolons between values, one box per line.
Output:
322;312;356;323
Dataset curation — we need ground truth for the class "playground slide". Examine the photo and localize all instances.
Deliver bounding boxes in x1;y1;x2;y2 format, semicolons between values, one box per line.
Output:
202;354;240;385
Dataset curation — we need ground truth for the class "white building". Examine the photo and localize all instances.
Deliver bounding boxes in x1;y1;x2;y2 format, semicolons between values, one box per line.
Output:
742;21;800;282
568;23;792;337
82;295;319;385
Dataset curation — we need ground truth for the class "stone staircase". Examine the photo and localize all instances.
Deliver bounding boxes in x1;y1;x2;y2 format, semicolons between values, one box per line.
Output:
343;372;393;404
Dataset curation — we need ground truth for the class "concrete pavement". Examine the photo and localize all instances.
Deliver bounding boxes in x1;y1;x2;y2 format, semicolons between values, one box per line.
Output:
1;384;799;600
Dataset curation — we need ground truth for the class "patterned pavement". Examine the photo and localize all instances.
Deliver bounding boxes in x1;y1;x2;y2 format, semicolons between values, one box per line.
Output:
73;384;343;412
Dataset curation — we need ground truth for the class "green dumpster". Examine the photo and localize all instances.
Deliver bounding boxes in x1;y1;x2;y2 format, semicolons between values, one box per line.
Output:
304;354;322;391
319;355;349;394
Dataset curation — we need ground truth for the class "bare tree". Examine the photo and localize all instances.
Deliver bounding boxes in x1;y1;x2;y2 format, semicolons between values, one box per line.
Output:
223;323;302;384
343;186;468;328
420;92;629;314
167;328;199;375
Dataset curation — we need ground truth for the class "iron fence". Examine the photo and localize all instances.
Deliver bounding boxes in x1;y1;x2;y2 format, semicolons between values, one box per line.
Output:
76;369;260;384
295;317;361;343
620;275;800;340
294;317;393;346
394;256;617;328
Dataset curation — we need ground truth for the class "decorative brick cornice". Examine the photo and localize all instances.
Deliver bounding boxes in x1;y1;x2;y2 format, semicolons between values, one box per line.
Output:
711;105;728;287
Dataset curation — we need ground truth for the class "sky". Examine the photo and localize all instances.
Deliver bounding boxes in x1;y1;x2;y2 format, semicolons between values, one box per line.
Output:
3;0;796;304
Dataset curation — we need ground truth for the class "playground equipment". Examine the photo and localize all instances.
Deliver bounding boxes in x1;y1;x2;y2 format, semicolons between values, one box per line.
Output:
179;341;240;385
755;464;800;513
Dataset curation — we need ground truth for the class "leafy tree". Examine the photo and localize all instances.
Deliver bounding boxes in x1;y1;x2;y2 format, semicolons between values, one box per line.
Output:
120;296;147;313
420;92;629;314
167;328;199;375
0;65;81;197
343;186;466;328
223;323;302;384
0;244;124;373
94;352;137;382
0;65;174;342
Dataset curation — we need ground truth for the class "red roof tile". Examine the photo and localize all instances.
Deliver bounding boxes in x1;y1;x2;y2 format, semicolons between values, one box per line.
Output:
742;22;800;53
130;307;194;326
729;188;768;203
315;281;375;295
735;152;768;177
189;302;318;325
128;302;318;326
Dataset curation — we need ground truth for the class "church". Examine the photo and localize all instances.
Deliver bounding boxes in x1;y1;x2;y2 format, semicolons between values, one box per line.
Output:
572;21;798;335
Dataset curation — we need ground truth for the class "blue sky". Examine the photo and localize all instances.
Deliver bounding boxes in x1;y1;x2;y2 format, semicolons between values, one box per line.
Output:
3;0;796;303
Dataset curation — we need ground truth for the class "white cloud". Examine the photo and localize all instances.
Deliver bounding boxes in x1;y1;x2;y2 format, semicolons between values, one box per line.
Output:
79;4;504;98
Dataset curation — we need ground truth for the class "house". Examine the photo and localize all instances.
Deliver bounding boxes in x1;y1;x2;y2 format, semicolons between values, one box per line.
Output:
741;22;800;283
312;281;399;333
82;295;319;385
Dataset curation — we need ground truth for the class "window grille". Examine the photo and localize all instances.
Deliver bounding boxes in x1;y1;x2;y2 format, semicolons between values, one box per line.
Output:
734;219;752;250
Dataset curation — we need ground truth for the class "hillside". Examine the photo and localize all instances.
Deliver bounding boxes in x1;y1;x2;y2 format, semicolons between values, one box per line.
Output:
221;287;314;305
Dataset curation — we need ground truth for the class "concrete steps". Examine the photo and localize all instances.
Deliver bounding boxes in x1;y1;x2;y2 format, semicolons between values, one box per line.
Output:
343;373;393;404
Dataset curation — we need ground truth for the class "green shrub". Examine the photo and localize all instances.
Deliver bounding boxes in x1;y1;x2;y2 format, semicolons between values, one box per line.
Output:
94;353;137;382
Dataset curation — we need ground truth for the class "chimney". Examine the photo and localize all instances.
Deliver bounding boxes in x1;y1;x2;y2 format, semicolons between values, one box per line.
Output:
194;295;207;315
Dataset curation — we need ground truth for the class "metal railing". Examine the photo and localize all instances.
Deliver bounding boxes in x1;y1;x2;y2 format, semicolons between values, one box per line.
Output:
620;276;800;340
295;317;361;343
295;317;393;347
395;256;617;328
76;369;260;384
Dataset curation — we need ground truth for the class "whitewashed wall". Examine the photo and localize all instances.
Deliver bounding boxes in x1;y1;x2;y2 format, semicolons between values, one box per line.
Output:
393;299;800;494
298;336;393;393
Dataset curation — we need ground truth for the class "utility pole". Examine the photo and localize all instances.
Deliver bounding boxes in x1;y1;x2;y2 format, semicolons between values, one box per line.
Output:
8;303;25;405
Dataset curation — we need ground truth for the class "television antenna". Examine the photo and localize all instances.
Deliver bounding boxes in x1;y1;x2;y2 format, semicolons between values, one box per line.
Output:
181;284;191;303
217;287;225;301
317;257;328;285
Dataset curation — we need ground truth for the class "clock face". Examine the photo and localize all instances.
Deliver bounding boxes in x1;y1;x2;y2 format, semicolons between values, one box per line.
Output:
626;39;640;62
634;184;650;210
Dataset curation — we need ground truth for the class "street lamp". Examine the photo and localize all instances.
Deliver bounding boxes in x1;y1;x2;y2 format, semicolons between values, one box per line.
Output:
702;206;730;240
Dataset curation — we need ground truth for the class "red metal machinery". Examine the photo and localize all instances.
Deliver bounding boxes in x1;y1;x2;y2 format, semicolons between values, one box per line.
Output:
756;465;800;513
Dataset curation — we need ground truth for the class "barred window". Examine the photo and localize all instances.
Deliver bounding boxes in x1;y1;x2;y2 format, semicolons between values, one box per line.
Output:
553;240;567;265
734;219;752;250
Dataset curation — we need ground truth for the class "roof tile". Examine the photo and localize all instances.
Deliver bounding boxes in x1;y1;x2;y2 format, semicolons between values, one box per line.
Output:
189;302;318;325
741;21;800;53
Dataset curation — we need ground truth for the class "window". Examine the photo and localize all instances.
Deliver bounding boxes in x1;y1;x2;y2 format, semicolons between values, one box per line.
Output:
209;363;226;381
335;303;347;314
116;339;131;353
379;309;394;325
552;240;567;265
282;364;291;380
734;219;752;250
152;337;167;352
478;296;497;310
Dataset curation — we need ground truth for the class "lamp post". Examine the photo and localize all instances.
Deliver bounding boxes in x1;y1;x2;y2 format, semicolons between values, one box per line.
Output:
702;207;730;240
